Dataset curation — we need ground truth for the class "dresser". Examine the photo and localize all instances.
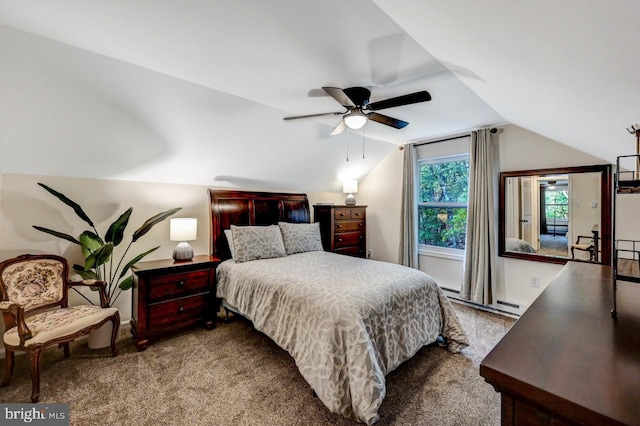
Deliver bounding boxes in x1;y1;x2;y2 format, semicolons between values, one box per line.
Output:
131;255;220;351
480;262;640;425
313;205;367;258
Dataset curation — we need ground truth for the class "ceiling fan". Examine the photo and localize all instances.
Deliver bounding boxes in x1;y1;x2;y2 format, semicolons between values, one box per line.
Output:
283;86;431;135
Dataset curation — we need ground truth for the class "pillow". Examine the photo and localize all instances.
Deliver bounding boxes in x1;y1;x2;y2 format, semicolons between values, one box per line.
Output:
278;222;324;255
224;229;236;260
230;224;286;263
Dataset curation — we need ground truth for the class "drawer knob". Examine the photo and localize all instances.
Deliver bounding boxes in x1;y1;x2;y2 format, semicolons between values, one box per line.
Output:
337;225;343;228
354;213;360;216
178;280;185;288
359;236;363;239
178;306;185;314
340;213;346;216
358;223;363;227
338;238;343;242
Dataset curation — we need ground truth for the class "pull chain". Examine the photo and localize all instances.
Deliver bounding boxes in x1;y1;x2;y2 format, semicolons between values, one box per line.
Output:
346;132;350;162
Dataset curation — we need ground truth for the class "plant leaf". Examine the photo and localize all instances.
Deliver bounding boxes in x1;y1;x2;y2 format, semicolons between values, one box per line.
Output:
84;243;113;271
118;246;159;279
79;231;104;258
132;207;181;242
32;226;81;245
73;265;98;280
119;275;134;291
106;208;133;246
38;183;95;227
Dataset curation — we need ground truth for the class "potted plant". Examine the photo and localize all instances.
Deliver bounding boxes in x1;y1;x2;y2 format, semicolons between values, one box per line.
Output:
33;183;181;347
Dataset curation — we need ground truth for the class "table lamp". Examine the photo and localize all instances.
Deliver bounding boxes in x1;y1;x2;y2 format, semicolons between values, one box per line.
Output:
170;218;197;261
343;180;358;206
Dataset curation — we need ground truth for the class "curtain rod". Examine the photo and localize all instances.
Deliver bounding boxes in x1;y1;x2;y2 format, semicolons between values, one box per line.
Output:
410;127;501;148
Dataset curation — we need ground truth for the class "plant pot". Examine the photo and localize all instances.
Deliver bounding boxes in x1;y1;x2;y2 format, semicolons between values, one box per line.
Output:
88;321;114;349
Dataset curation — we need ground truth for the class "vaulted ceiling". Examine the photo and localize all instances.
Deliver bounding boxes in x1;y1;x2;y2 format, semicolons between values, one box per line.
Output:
0;1;634;191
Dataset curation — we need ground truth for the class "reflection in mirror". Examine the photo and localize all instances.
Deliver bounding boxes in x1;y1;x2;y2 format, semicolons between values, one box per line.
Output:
499;165;612;265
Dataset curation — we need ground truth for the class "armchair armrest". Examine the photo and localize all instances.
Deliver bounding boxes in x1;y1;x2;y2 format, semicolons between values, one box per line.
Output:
68;279;110;308
0;300;32;345
575;235;594;244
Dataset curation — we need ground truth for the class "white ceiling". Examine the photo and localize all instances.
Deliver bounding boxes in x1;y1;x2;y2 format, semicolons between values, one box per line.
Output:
0;0;634;190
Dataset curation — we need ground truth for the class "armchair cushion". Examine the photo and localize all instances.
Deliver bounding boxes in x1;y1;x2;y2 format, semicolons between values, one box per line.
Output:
3;305;118;347
1;259;65;311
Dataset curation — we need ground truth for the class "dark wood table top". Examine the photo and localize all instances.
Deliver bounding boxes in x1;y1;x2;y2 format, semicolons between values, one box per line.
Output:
480;261;640;425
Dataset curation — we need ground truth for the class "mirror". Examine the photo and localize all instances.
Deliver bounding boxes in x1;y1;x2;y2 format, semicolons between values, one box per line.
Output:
499;164;612;265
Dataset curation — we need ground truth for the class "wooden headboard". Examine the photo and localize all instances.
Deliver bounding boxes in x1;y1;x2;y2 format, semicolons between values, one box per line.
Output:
208;189;310;261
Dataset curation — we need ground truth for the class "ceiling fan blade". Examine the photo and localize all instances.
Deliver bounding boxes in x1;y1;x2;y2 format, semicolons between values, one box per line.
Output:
330;120;347;136
322;87;357;108
366;90;431;111
367;112;409;129
283;112;343;121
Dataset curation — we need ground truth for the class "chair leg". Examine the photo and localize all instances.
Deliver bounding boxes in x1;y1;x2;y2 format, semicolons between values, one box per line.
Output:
2;349;14;387
63;343;70;358
110;312;120;358
28;346;42;403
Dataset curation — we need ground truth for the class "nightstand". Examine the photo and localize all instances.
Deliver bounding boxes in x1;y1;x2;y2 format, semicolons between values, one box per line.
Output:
313;205;367;258
130;255;220;351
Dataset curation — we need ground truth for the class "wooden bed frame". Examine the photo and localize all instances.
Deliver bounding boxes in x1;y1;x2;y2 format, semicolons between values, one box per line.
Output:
208;189;310;261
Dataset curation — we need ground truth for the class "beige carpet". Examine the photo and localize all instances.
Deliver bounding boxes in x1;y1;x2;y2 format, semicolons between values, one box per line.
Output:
0;302;515;425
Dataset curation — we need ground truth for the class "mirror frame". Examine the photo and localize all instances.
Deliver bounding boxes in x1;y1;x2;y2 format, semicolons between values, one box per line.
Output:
498;164;612;265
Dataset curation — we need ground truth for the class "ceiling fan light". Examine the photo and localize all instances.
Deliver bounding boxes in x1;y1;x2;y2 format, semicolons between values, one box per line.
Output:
344;111;367;130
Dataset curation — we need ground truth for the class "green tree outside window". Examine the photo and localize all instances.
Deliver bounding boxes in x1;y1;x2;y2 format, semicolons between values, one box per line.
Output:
418;157;469;249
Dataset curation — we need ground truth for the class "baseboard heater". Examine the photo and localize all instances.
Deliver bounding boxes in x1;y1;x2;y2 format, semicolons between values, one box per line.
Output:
441;287;522;317
496;300;520;309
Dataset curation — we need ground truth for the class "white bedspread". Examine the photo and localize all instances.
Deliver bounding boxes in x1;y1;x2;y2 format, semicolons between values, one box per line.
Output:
216;251;469;424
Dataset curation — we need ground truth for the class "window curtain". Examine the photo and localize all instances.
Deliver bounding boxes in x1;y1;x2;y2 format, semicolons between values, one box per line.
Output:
461;129;497;305
399;144;418;268
540;187;547;234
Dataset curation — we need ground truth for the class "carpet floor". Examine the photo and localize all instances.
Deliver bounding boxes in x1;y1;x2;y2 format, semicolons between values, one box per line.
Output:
0;302;515;425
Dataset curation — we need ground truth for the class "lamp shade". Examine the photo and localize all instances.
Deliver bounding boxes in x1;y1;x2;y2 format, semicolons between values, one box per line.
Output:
343;180;358;194
170;218;197;241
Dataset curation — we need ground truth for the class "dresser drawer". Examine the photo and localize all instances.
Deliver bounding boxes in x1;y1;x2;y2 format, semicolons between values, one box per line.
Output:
148;293;209;329
147;269;210;301
334;246;365;257
335;220;364;233
333;207;366;220
334;231;365;248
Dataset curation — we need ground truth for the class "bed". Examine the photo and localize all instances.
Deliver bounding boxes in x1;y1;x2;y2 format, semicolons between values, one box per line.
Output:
209;189;469;424
505;237;537;253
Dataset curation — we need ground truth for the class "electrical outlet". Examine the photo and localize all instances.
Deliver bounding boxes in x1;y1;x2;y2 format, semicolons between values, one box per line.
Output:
367;249;372;259
530;276;540;288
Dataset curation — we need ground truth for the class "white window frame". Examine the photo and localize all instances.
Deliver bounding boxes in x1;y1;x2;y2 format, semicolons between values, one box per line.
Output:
417;153;469;259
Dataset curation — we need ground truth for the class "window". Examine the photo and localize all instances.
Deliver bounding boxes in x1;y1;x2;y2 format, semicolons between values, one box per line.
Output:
418;154;469;250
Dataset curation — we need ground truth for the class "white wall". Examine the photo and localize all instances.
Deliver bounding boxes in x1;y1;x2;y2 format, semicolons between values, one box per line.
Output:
358;146;404;263
0;173;344;325
360;124;613;310
0;24;394;193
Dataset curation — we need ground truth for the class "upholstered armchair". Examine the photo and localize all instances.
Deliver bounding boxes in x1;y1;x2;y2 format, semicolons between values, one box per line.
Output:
0;254;120;402
571;235;596;261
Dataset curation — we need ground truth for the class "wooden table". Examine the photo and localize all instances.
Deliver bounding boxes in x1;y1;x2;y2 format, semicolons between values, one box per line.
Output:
480;262;640;425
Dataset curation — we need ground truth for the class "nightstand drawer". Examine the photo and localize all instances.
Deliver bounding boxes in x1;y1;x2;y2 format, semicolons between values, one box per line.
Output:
334;231;365;248
148;293;209;329
335;220;364;233
148;269;209;301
